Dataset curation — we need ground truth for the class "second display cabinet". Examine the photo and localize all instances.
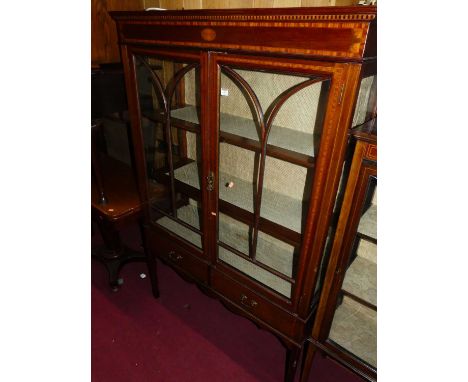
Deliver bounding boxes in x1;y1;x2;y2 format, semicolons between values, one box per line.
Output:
301;122;377;382
112;6;377;381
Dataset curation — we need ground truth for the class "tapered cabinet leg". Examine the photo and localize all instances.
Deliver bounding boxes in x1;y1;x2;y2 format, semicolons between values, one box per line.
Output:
285;345;301;382
299;341;317;382
139;221;160;299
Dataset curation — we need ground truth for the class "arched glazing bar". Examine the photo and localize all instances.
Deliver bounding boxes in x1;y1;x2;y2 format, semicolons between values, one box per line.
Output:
220;66;328;263
137;56;199;224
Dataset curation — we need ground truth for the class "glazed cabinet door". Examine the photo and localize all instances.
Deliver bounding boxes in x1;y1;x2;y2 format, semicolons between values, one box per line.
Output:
209;54;352;306
125;48;208;255
310;137;377;380
328;169;377;370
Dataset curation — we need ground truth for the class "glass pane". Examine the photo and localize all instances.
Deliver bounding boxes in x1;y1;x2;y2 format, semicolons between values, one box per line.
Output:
329;176;377;367
261;156;312;234
219;212;296;274
135;55;203;249
219;68;328;157
352;74;376;127
218;143;256;214
216;65;330;298
329;296;377;366
218;245;292;298
314;157;352;298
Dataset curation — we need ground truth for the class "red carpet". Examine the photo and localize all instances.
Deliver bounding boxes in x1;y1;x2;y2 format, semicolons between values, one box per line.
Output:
92;225;363;382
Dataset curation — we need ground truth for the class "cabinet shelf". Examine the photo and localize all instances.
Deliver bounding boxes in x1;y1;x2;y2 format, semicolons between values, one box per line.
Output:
179;161;304;238
142;108;200;134
357;204;377;243
218;199;301;248
145;105;316;168
341;255;376;309
155;161;303;247
220;131;315;168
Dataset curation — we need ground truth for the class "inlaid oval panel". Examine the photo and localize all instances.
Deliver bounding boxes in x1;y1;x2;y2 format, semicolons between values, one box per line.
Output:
201;28;216;42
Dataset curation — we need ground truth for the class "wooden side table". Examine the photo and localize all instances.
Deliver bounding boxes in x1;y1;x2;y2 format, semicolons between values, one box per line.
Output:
92;120;160;296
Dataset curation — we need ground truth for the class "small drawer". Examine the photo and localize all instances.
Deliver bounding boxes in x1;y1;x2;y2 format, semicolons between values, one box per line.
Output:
211;269;299;340
147;232;209;284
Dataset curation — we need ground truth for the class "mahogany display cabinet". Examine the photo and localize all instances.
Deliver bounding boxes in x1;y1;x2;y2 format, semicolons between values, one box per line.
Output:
300;120;377;382
111;6;377;381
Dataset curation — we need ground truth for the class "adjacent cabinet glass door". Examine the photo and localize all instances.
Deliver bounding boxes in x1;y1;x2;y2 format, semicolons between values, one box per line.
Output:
352;71;376;128
325;69;377;369
214;62;333;299
134;54;205;250
329;173;377;368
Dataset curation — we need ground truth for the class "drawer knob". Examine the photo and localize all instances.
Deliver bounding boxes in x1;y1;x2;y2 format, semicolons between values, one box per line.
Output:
240;293;258;309
168;251;183;262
